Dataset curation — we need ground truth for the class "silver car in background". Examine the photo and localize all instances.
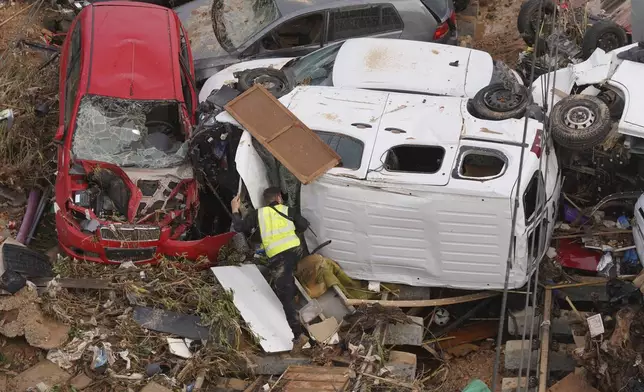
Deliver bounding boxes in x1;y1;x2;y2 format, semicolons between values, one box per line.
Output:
176;0;458;82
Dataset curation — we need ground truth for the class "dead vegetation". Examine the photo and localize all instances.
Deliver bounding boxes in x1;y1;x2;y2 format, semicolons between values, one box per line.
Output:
37;256;259;390
0;2;58;189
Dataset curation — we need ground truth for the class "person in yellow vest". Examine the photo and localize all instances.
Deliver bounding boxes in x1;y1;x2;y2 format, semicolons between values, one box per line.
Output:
231;187;310;351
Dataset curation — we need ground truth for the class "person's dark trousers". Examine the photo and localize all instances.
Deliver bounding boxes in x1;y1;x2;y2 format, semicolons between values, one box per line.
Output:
268;248;303;338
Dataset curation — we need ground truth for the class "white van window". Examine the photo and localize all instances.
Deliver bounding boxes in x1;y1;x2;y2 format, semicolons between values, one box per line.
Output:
314;131;364;170
527;218;548;259
384;145;444;173
458;149;506;179
524;172;544;223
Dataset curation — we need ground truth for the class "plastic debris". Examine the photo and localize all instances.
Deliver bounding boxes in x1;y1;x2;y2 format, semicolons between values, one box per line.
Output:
47;329;99;369
563;203;590;224
90;343;115;373
145;362;171;377
603;220;617;228
118;350;131;370
462;379;492;392
119;261;137;270
587;314;605;337
167;337;194;358
433;308;450;326
617;215;631;229
597;252;614;276
0;109;14;131
624;249;639;266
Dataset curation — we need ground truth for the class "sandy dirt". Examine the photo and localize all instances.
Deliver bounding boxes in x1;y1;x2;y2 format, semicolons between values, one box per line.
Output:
472;0;527;66
436;347;506;392
0;287;70;350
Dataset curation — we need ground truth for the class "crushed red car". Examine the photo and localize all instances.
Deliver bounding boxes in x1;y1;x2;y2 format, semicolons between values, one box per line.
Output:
54;1;234;264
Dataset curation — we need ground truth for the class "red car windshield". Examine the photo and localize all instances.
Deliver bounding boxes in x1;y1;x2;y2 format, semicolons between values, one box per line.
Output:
71;95;187;169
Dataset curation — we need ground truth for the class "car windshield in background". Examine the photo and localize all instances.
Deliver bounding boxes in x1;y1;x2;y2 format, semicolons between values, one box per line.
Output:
213;0;281;53
72;96;188;169
285;43;344;86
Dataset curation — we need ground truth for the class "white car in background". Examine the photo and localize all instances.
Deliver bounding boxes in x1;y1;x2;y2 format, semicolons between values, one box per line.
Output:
199;38;529;121
216;85;561;289
532;43;643;151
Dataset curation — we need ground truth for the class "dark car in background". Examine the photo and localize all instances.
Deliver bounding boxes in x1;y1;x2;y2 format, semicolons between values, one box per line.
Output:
176;0;458;83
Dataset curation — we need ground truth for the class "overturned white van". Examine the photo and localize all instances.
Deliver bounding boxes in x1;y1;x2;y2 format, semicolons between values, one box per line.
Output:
217;86;562;289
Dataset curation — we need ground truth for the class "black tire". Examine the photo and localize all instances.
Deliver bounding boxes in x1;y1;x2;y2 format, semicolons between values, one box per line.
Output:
596;88;625;119
517;0;556;46
470;83;530;120
236;68;291;98
550;95;612;150
581;20;628;59
454;0;470;13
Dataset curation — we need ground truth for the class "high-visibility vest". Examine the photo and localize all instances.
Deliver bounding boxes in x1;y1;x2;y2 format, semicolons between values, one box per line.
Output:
258;204;301;258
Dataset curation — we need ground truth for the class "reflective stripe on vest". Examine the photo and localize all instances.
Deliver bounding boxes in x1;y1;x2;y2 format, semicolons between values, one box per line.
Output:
258;205;301;258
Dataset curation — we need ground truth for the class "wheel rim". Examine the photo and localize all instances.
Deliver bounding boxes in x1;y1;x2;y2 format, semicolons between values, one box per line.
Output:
564;105;596;129
483;87;525;112
252;75;285;92
597;32;621;52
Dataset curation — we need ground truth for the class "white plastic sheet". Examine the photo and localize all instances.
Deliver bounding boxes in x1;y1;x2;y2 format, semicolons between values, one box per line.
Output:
211;264;293;353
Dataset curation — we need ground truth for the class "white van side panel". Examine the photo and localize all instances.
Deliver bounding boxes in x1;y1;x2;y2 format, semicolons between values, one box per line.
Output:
302;179;526;289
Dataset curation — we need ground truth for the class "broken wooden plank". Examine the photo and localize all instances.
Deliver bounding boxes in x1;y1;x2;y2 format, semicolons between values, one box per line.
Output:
548;372;600;392
438;321;497;349
224;85;340;184
552;229;632;239
345;291;499;307
538;288;553;392
359;373;418;391
279;366;350;392
29;277;113;290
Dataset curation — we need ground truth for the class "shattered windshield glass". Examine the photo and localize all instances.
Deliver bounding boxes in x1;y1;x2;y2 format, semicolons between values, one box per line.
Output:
213;0;280;53
285;42;343;86
72;96;187;169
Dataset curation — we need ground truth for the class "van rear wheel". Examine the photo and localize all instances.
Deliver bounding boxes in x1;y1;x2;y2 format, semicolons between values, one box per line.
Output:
550;95;612;150
470;83;529;120
235;68;291;98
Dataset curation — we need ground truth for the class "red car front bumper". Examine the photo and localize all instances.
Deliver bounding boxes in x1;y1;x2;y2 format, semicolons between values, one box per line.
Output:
56;213;236;265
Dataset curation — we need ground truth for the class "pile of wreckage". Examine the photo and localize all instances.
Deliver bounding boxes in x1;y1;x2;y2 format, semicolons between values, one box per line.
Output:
2;0;644;390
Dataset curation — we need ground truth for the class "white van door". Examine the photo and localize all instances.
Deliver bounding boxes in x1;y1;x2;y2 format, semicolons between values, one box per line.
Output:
365;94;464;186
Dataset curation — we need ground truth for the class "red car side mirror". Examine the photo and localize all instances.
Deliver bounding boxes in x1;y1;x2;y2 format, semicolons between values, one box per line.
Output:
53;125;64;145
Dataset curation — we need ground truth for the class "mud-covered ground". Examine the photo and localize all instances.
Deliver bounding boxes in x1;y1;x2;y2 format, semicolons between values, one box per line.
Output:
458;0;526;66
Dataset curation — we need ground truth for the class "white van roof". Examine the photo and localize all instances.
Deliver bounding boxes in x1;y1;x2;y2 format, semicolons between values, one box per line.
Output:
332;38;495;98
217;86;543;193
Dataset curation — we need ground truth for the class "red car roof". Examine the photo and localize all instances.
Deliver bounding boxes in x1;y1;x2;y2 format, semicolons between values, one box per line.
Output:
83;1;183;101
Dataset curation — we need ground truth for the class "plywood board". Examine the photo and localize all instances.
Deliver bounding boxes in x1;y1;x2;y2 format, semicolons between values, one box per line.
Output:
280;366;350;392
211;264;293;353
438;321;497;349
548;373;600;392
224;85;340;184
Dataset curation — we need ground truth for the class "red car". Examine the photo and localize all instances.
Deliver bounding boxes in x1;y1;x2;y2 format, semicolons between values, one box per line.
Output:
54;1;234;264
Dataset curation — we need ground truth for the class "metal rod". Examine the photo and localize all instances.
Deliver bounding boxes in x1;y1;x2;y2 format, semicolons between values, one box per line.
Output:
522;9;561;391
26;186;51;245
491;0;547;386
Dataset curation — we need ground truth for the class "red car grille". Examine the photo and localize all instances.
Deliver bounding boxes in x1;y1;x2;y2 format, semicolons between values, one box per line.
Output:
100;225;161;242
